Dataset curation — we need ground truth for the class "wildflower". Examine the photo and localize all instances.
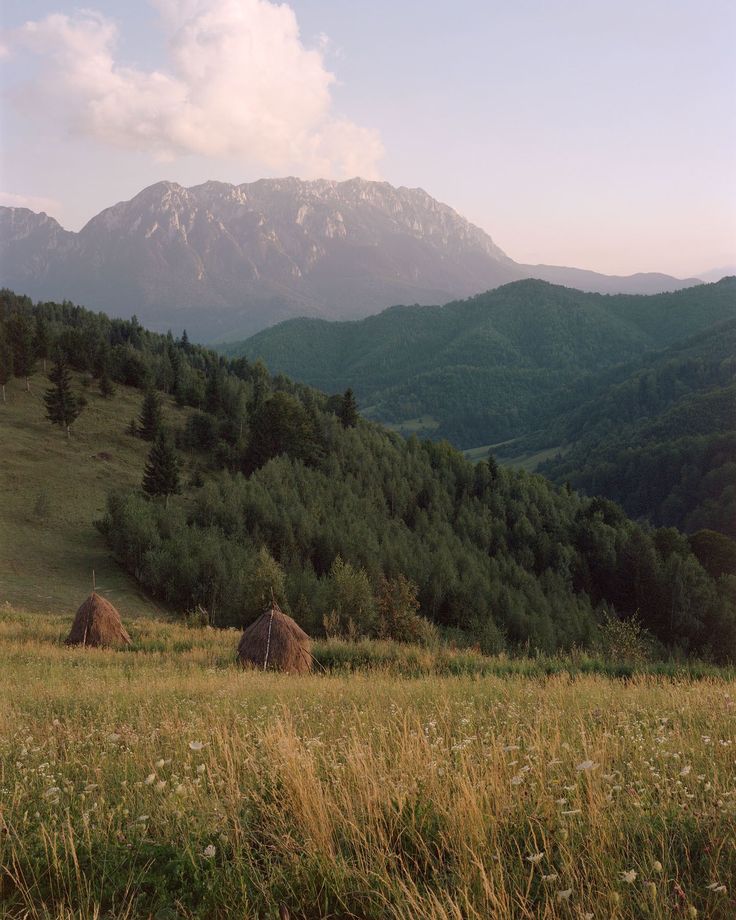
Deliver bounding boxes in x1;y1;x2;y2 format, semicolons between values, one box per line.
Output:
197;764;206;775
653;860;663;873
680;765;691;777
156;780;166;791
646;882;657;899
688;907;698;918
189;741;204;751
155;759;165;768
175;784;186;795
144;773;156;785
202;844;216;859
556;888;573;902
526;852;544;864
511;773;525;786
44;786;61;798
576;760;597;772
562;808;582;815
620;870;637;884
542;873;558;882
706;883;727;893
137;815;149;822
107;733;121;743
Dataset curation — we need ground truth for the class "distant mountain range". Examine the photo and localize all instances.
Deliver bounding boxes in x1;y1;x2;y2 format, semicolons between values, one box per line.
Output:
225;277;736;447
0;178;702;341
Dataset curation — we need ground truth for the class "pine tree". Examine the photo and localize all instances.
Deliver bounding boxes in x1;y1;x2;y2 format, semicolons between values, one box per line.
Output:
142;432;181;504
138;389;163;440
339;388;359;428
6;313;36;391
0;335;13;403
99;368;116;398
43;356;85;438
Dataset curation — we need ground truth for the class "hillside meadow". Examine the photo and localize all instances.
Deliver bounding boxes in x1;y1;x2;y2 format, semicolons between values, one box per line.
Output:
1;610;735;919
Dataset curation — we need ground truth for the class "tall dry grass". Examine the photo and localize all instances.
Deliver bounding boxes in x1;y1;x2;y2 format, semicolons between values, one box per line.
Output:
0;610;734;918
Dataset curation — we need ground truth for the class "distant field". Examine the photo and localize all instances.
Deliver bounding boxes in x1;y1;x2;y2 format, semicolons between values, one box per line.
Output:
464;440;567;472
1;610;734;919
0;372;189;618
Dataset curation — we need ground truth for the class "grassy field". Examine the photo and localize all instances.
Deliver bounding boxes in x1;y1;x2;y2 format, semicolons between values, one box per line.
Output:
1;610;735;919
0;372;189;618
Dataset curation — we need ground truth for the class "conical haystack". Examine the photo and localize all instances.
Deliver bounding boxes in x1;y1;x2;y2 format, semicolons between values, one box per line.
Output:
237;601;312;674
66;592;132;648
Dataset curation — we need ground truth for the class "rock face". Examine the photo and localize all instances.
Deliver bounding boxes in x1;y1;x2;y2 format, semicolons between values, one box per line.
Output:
0;178;700;341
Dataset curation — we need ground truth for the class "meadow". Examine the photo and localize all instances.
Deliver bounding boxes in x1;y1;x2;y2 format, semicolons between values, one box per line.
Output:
1;610;734;919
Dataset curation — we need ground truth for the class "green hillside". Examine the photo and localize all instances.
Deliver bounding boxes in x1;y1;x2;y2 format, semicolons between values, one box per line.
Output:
2;289;735;662
524;320;736;537
223;278;736;446
0;369;190;616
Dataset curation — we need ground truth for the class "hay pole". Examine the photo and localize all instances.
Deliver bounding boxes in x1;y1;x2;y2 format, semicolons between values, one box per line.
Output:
263;590;276;671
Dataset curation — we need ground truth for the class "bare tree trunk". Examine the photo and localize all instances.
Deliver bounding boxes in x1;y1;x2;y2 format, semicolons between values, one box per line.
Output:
66;425;71;440
25;377;30;392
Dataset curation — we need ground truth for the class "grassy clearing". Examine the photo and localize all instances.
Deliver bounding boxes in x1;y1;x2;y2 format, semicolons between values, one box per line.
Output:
0;372;189;618
1;610;735;919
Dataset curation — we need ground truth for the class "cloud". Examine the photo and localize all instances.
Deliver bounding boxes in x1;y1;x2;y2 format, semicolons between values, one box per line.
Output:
0;191;62;214
11;0;383;178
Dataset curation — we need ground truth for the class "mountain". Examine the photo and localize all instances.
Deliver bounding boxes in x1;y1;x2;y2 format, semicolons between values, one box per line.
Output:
527;319;736;538
2;287;734;661
224;277;736;446
0;178;700;341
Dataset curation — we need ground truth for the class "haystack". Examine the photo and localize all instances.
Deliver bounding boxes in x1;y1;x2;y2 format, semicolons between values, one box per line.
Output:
66;592;132;648
237;601;312;674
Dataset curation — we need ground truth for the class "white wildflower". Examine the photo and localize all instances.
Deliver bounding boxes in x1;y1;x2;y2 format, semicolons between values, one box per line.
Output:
188;741;204;751
526;852;544;864
556;888;573;902
620;870;637;884
202;844;216;859
144;773;156;785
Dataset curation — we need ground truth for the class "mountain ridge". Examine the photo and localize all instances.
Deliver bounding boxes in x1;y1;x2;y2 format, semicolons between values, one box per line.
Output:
0;177;700;341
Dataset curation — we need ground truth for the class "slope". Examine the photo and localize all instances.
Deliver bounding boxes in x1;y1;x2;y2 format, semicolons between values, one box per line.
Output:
528;320;736;537
2;289;734;661
225;278;736;446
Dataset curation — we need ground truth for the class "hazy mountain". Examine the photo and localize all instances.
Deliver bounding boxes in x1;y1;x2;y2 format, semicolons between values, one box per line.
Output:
226;277;736;447
0;178;700;341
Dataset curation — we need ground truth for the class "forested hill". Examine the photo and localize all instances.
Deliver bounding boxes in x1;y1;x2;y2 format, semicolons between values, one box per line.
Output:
223;278;736;446
2;288;735;661
526;319;736;538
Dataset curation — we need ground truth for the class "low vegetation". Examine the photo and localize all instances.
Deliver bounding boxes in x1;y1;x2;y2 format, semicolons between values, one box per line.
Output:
1;609;734;919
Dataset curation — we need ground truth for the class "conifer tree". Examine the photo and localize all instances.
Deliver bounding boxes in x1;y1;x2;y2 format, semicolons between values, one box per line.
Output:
138;389;163;440
142;432;180;505
43;355;85;438
339;387;359;428
0;335;13;403
99;368;116;398
6;313;36;391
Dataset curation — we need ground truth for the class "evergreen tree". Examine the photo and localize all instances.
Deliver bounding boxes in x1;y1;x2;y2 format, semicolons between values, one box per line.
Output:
6;313;36;390
142;432;181;504
138;389;163;440
0;334;13;403
43;356;85;438
339;388;359;428
99;368;116;398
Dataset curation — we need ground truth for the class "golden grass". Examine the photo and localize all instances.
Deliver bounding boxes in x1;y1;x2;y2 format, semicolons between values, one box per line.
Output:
1;610;735;919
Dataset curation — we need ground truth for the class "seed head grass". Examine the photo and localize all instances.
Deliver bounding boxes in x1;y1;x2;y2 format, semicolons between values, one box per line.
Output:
1;610;734;919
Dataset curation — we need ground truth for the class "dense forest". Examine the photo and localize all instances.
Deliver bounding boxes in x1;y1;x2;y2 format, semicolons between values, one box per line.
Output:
224;278;736;445
1;288;735;661
511;320;736;538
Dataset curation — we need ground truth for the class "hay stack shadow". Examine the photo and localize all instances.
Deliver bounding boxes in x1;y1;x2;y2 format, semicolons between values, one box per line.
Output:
66;592;132;648
237;601;311;674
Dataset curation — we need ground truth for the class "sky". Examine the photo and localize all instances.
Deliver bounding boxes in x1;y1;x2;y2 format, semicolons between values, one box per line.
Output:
1;0;734;278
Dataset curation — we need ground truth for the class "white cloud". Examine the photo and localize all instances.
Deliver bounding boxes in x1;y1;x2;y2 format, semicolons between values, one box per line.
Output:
0;191;62;214
11;0;383;178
